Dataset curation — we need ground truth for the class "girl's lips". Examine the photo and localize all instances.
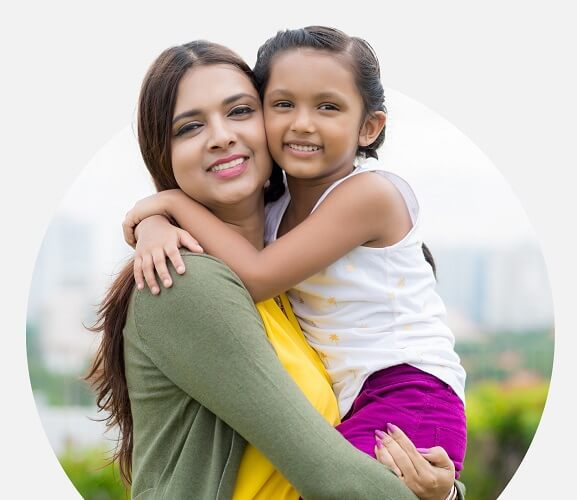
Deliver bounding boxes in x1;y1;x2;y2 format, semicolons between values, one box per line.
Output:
284;143;323;158
209;158;249;179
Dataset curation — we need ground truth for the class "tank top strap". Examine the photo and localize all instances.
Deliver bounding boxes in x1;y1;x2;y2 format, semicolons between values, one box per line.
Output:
310;158;420;227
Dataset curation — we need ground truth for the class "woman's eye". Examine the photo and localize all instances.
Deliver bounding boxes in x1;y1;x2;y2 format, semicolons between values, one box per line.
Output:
175;122;202;137
229;105;254;117
319;103;339;111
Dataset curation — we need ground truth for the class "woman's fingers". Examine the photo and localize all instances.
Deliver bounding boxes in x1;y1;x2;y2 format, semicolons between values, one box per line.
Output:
417;446;455;473
374;440;403;478
375;427;418;481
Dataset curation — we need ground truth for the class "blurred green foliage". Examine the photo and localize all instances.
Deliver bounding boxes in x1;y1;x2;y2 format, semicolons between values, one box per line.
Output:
59;447;129;500
459;381;549;500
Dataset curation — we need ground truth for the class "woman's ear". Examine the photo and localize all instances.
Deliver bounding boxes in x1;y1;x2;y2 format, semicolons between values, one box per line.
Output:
358;111;386;147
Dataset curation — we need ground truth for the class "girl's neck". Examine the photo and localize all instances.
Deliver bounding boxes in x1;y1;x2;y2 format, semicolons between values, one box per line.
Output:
282;165;355;232
212;192;266;250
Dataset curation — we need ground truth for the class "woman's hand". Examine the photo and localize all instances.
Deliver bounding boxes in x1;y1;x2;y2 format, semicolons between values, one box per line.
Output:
374;424;456;500
123;190;184;247
132;215;203;294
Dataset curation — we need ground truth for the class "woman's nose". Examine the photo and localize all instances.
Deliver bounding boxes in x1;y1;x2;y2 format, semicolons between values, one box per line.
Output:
208;119;236;150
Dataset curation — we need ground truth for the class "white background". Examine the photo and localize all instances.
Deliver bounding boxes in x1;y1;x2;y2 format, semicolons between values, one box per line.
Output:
1;1;575;497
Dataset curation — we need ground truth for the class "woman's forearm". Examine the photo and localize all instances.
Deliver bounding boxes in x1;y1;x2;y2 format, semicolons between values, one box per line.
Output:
133;253;416;499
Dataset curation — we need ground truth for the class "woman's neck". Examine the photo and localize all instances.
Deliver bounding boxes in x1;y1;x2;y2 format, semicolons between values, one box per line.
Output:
211;192;266;250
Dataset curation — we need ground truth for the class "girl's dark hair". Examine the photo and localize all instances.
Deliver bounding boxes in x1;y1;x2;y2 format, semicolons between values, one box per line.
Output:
85;40;263;485
253;26;386;160
253;26;436;274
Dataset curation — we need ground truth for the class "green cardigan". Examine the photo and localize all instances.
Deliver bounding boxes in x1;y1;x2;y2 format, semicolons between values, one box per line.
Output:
124;253;463;499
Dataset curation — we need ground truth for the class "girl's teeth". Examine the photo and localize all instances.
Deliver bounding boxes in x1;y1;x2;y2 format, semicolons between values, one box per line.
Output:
289;144;320;152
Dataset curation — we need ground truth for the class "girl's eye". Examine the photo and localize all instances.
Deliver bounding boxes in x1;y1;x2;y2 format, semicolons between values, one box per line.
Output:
273;101;293;109
229;105;254;117
319;103;339;111
175;122;203;137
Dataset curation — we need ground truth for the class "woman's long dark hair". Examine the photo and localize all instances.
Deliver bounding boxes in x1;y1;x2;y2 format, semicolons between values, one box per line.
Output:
85;40;261;485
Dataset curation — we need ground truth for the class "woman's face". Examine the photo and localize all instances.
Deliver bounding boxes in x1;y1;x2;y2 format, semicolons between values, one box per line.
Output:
171;64;272;209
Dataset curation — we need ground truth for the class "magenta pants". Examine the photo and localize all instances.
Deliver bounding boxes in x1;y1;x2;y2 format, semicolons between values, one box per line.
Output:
335;364;467;477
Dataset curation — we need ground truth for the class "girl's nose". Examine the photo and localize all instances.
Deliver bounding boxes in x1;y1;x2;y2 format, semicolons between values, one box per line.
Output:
291;109;315;134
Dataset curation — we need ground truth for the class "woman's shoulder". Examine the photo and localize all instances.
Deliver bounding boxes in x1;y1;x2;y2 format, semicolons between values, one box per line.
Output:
131;252;253;316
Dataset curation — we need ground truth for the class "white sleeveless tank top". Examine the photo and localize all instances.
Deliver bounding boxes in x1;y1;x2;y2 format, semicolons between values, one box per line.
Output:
265;157;466;416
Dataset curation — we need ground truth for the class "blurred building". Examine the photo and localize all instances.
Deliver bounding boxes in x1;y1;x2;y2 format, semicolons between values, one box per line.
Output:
28;216;100;374
434;242;553;334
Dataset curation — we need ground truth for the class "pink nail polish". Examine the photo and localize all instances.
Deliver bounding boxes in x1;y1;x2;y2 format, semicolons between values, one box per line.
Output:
416;448;431;454
376;440;384;449
374;429;386;439
386;423;398;434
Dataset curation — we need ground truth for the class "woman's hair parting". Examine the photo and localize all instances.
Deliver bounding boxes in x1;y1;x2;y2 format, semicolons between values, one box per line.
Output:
253;25;387;160
85;40;262;485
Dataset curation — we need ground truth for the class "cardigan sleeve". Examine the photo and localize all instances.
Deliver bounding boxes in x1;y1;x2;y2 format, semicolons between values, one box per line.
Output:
133;253;418;499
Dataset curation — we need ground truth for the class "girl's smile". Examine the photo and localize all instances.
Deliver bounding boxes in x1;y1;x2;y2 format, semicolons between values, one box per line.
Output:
263;49;367;184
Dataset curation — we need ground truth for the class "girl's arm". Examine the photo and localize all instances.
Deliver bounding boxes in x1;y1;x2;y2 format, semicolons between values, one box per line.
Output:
125;172;410;301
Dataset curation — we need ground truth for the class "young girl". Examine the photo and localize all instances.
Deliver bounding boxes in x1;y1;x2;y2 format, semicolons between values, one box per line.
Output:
124;26;467;482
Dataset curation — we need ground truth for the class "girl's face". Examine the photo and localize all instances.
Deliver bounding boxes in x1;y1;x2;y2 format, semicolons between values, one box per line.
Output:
171;65;272;209
263;49;367;183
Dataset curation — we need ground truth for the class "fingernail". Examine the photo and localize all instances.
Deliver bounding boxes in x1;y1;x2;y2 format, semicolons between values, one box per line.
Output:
151;287;159;295
374;429;386;439
386;423;398;434
416;448;431;454
376;440;384;449
137;283;144;290
163;279;172;287
177;266;185;274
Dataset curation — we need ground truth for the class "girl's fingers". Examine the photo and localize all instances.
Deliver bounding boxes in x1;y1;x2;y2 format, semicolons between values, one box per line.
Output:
177;229;204;254
374;440;403;478
134;256;145;291
122;216;138;247
141;254;160;294
152;249;172;288
166;245;186;275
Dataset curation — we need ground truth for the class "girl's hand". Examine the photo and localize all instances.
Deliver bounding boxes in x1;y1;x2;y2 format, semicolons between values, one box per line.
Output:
133;215;203;294
123;190;183;247
374;424;456;500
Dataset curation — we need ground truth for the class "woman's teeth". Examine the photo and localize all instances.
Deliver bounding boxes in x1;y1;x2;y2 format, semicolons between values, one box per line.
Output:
288;144;320;152
209;157;245;172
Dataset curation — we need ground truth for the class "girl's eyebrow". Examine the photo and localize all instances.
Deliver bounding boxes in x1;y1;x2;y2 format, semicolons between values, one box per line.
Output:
172;93;258;124
266;89;344;101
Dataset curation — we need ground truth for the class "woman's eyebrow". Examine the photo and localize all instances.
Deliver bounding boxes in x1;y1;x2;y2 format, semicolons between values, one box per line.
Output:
172;93;258;124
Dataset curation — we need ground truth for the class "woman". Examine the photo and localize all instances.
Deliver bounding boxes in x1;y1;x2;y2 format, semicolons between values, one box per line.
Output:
88;40;459;499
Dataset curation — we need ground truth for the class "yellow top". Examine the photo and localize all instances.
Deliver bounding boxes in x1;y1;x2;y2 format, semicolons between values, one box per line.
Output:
233;294;340;499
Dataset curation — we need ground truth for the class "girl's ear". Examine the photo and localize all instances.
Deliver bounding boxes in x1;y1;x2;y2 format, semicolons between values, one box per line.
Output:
358;111;386;147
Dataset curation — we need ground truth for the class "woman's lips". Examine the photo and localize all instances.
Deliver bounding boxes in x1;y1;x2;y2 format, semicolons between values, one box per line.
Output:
208;157;249;178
